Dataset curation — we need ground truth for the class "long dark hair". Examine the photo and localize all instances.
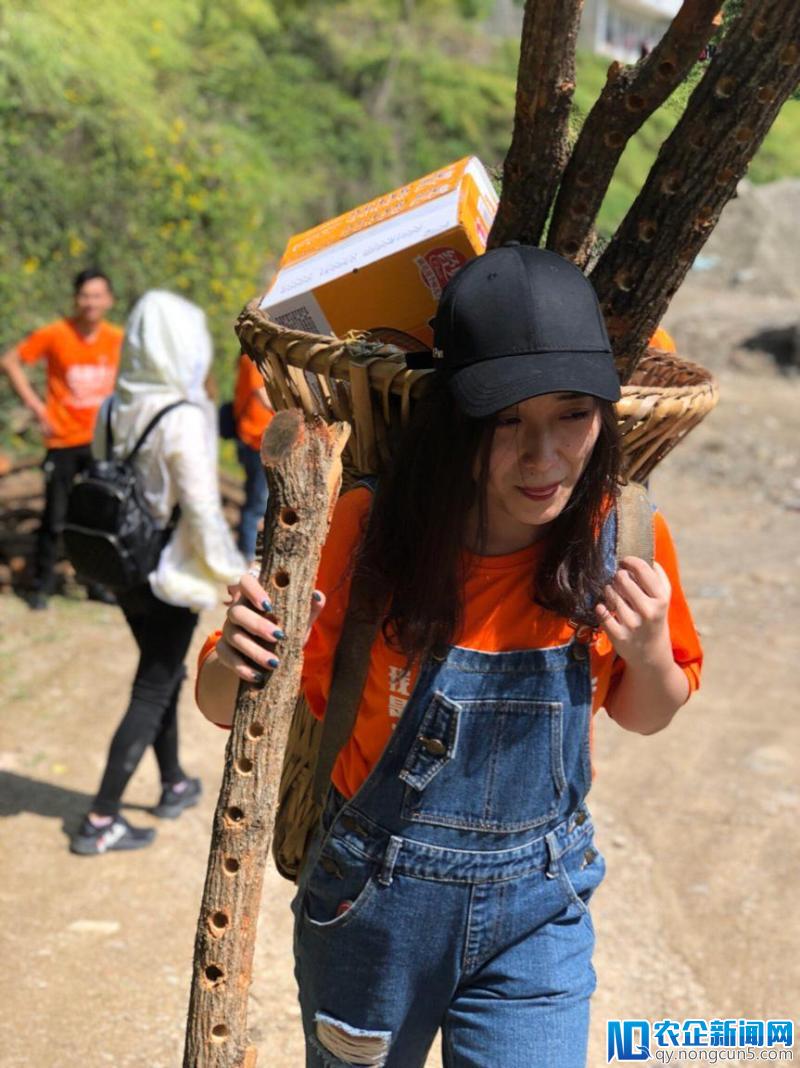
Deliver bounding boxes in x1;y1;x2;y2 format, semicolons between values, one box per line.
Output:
354;378;622;665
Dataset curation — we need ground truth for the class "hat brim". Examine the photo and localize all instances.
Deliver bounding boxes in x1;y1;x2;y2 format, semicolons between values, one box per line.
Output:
447;350;621;418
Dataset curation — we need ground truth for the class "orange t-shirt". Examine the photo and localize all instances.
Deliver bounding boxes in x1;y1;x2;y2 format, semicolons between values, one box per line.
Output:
649;326;677;353
198;488;702;800
18;318;122;449
233;355;273;451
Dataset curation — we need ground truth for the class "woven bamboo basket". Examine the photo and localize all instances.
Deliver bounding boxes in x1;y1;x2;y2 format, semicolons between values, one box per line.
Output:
235;297;719;880
236;297;719;484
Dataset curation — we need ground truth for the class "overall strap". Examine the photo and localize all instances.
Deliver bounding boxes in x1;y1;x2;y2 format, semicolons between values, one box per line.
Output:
126;401;188;463
310;480;654;805
616;481;654;566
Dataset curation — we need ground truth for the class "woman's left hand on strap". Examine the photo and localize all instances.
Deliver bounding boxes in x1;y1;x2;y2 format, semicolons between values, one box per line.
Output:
595;556;674;669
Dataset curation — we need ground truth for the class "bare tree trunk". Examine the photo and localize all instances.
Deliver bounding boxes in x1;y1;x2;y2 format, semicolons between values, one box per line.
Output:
548;0;723;266
590;0;800;380
183;411;349;1068
488;0;583;248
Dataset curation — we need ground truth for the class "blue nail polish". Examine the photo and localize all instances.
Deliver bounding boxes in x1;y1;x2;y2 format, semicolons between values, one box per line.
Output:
312;591;322;603
261;599;273;612
252;672;266;685
273;628;286;640
267;657;279;669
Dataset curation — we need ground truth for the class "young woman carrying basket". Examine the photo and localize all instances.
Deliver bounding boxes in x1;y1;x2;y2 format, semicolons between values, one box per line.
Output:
196;245;702;1067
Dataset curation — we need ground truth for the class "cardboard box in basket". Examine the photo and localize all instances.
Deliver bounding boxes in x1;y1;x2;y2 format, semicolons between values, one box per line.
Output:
260;156;498;352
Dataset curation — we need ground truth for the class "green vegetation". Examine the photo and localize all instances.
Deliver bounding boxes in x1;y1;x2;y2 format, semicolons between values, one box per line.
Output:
1;0;798;453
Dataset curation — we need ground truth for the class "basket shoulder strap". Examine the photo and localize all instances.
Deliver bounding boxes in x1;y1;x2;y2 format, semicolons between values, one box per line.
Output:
616;481;654;566
311;565;378;804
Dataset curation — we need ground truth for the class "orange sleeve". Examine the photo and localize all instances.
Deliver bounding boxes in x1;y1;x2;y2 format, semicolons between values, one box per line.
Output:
17;323;57;364
196;630;222;678
606;509;703;703
194;630;226;726
301;487;372;720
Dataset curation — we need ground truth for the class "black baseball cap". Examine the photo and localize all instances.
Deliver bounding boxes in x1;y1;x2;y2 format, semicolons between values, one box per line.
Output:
424;244;620;418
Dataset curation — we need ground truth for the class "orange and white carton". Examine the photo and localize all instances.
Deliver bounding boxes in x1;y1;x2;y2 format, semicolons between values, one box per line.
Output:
261;156;498;351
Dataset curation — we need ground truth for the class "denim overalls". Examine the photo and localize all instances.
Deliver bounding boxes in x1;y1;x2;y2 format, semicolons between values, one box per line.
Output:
293;520;618;1068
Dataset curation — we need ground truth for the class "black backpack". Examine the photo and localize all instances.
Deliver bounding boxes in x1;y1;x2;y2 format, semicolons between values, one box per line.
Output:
64;400;187;591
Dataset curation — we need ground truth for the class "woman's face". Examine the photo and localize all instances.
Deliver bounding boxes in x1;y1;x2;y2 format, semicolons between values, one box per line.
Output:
477;392;602;553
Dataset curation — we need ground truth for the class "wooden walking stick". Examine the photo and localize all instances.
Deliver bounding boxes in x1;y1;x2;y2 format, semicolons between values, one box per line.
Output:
183;410;349;1068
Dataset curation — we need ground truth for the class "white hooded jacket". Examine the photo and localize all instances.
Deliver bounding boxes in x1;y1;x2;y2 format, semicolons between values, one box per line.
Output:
93;290;245;610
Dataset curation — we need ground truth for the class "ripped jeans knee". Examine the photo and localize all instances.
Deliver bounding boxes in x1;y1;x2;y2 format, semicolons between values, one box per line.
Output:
310;1012;392;1067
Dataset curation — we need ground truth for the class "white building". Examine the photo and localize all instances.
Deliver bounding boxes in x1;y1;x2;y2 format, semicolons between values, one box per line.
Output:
487;1;682;63
579;0;682;63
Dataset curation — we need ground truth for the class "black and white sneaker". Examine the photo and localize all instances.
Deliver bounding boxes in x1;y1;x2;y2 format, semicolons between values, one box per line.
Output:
152;777;202;819
70;815;156;856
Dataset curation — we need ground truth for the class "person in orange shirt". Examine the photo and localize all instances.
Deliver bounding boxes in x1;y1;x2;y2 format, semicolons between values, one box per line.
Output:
196;247;702;1067
650;325;677;352
232;352;273;561
1;268;122;608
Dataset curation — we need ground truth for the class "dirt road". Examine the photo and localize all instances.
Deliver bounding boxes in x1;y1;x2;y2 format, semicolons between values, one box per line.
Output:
1;359;798;1067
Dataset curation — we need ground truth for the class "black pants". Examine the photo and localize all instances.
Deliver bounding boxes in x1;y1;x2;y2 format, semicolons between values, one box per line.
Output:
35;445;93;593
93;584;199;816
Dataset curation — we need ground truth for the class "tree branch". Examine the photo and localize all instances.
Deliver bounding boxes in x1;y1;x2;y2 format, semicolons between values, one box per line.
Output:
590;0;800;381
548;0;722;267
487;0;583;248
183;411;349;1068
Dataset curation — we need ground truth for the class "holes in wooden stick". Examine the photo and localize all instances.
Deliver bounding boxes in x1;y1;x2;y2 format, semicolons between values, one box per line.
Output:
208;910;230;936
693;205;715;229
660;171;683;196
714;76;736;100
625;93;646;112
204;964;225;988
638;219;658;243
247;721;265;740
614;270;636;293
236;756;254;776
657;59;676;80
224;805;245;827
223;857;240;876
751;19;768;41
603;130;625;149
273;570;290;590
211;1024;229;1043
279;507;300;527
604;313;630;340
